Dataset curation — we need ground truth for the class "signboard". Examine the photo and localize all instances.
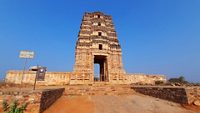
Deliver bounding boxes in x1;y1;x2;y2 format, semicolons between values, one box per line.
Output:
36;67;47;81
19;50;34;59
33;66;47;90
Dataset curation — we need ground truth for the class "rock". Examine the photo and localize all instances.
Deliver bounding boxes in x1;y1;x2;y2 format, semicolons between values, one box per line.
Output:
14;91;19;95
16;95;23;100
193;100;200;106
28;98;35;103
175;83;181;86
0;99;3;103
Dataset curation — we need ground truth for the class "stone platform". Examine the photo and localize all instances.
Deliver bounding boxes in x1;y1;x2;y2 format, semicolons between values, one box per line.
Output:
64;84;135;96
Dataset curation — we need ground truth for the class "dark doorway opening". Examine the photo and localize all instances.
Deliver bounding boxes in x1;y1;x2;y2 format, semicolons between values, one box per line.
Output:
98;32;102;36
94;55;108;82
98;22;101;26
99;44;102;50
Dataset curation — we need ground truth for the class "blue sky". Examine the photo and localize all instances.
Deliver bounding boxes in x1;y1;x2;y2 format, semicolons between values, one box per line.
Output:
0;0;200;82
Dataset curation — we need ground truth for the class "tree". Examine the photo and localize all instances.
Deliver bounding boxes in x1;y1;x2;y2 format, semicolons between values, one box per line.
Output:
168;76;188;84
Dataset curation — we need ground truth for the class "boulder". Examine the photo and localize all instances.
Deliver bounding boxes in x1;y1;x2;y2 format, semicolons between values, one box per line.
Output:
193;100;200;106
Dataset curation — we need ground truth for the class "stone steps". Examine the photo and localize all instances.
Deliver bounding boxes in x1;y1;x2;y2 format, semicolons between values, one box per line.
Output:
63;85;135;96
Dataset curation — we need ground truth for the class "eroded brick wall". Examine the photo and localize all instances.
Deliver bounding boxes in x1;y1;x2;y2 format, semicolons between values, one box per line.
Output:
0;88;64;113
40;88;64;113
0;90;41;113
132;86;188;104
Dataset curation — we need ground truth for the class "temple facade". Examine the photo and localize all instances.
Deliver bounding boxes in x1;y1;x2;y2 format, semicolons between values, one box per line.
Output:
72;12;125;83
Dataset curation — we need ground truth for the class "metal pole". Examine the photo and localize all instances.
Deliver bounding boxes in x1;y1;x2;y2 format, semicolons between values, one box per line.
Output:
33;65;38;90
21;58;28;85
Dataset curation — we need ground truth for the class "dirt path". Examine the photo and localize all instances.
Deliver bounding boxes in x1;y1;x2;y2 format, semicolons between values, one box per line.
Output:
44;94;198;113
91;94;197;113
44;96;94;113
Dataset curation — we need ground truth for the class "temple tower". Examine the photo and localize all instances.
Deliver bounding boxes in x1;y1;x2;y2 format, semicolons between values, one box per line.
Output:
72;12;125;84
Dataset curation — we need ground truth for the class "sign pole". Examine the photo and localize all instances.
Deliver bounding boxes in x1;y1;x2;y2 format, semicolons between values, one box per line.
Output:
20;58;28;85
33;65;38;90
19;50;34;88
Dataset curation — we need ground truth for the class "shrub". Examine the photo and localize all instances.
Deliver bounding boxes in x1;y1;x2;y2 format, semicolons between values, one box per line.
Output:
2;100;28;113
168;76;188;84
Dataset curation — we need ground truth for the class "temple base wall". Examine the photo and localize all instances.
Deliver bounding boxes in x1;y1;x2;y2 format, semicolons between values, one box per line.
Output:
125;74;166;85
5;71;166;85
5;71;71;85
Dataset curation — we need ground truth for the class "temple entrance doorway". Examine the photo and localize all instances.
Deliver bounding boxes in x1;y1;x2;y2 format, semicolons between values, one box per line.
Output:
94;55;108;82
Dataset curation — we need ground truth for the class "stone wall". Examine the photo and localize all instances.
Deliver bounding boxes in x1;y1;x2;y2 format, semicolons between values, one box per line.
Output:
126;74;166;85
132;86;188;104
0;88;64;113
6;70;71;85
64;85;134;96
0;90;41;113
40;88;64;113
5;71;166;85
186;87;200;106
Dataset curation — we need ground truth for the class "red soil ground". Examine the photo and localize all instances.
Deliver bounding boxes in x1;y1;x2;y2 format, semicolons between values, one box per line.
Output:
44;96;94;113
44;94;200;113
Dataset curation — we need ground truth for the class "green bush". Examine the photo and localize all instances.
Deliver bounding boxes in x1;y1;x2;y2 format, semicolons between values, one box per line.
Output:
168;76;188;84
2;100;28;113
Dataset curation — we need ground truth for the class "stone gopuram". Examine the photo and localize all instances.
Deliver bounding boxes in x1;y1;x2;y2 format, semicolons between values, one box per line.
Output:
5;12;166;85
72;12;125;84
